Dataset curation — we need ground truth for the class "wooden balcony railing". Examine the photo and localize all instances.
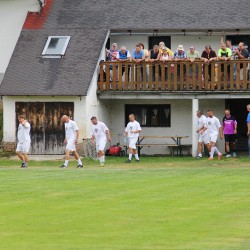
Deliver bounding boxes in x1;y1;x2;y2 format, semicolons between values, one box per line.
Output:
98;60;250;92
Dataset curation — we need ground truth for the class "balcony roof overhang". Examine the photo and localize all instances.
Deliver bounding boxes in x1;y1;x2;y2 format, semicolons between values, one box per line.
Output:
97;91;250;100
110;29;250;36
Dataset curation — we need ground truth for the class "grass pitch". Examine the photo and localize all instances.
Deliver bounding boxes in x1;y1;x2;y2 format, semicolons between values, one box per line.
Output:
0;157;250;250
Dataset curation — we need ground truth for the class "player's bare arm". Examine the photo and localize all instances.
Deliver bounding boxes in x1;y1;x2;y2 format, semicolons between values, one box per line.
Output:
234;124;237;134
91;135;95;144
219;127;223;139
106;129;111;142
200;127;207;134
248;122;250;135
75;130;79;144
131;129;141;133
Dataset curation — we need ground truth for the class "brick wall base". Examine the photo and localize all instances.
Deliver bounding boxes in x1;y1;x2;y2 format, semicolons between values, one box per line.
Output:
3;142;16;152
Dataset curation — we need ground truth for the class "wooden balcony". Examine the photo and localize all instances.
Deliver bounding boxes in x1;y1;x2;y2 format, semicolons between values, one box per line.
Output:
98;60;250;93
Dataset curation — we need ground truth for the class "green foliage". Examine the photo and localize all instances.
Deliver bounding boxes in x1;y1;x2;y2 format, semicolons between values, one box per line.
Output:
0;109;2;141
0;157;250;249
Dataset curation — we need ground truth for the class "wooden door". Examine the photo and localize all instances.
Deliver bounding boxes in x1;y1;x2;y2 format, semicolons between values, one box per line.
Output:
44;102;74;154
15;102;74;154
148;36;171;50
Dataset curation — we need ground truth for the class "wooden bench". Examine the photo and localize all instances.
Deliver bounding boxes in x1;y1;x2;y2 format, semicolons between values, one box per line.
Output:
120;144;181;156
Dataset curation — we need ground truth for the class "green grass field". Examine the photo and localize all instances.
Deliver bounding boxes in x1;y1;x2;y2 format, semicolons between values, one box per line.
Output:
0;157;250;250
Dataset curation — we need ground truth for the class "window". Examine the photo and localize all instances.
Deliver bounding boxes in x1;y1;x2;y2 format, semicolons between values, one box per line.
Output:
42;36;71;58
125;105;171;127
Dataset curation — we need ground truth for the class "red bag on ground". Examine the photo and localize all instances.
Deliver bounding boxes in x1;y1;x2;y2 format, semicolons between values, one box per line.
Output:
109;146;122;155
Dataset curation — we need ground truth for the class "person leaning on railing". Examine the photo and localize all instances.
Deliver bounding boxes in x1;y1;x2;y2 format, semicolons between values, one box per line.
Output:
159;41;174;57
149;45;161;81
173;45;187;77
106;43;119;81
187;46;200;79
217;42;232;81
117;46;131;81
160;46;172;80
132;44;145;81
234;42;249;81
201;45;217;81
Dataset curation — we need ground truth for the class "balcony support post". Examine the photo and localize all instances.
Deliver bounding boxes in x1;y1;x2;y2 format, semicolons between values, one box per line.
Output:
192;98;199;157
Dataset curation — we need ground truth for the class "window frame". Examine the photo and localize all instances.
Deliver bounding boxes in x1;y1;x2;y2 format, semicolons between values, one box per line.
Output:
125;104;171;127
42;36;71;58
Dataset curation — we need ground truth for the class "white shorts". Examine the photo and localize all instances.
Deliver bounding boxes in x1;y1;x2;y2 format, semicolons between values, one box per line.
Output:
16;141;30;154
209;133;218;143
198;133;210;144
66;139;76;151
128;138;138;149
96;140;107;152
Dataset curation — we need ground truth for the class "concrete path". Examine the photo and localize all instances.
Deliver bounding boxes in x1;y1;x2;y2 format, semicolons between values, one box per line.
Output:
11;155;64;161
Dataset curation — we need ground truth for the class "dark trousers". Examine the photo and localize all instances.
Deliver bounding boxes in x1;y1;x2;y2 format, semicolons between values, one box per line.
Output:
121;65;130;80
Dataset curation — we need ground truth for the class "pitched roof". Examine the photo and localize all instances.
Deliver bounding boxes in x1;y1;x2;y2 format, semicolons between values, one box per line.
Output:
0;29;108;96
46;0;250;30
1;0;249;96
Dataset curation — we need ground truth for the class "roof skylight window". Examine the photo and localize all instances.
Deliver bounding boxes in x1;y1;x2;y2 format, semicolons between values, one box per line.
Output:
42;36;70;58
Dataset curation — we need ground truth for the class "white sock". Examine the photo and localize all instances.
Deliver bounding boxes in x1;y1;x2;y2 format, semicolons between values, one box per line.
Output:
129;154;132;160
102;155;105;163
64;160;69;166
214;147;221;155
77;158;82;165
210;147;215;158
135;154;139;160
99;157;102;163
198;153;202;157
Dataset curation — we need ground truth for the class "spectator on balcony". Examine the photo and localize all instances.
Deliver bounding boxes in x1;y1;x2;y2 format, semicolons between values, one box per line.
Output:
218;42;232;79
201;45;217;81
187;46;200;78
160;46;172;80
117;46;131;80
173;45;187;77
149;45;161;81
159;41;173;57
138;43;149;61
226;39;235;59
234;42;249;80
132;44;145;81
226;39;237;80
173;45;187;60
106;43;119;81
139;42;149;80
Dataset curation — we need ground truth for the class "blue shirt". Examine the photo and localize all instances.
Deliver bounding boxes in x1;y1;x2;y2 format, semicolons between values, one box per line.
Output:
173;50;187;59
132;50;145;59
246;113;250;123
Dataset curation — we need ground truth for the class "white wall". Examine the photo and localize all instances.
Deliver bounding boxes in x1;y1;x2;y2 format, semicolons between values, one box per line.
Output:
100;98;226;155
110;34;222;55
85;31;112;138
2;96;86;142
108;99;192;155
0;0;39;74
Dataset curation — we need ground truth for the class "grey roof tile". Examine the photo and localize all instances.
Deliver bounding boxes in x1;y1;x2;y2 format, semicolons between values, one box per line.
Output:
1;0;249;96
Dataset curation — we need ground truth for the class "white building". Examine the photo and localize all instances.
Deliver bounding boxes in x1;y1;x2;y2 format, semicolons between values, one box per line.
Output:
0;0;250;156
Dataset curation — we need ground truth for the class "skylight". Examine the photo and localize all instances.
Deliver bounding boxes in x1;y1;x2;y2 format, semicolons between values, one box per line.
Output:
42;36;70;58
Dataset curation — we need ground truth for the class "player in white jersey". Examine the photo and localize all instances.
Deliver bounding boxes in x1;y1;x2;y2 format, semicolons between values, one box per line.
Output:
91;116;111;167
196;111;210;158
16;115;31;168
201;110;223;160
124;114;142;163
60;115;83;168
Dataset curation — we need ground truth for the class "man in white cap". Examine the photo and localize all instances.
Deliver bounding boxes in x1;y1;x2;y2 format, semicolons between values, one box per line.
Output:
173;45;187;78
173;45;187;60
